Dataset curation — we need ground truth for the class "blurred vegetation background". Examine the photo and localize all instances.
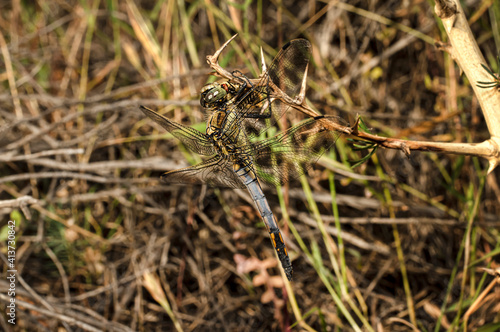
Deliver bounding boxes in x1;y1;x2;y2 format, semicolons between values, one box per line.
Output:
0;0;499;331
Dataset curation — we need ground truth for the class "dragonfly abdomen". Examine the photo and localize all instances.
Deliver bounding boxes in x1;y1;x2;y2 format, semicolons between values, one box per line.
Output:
234;164;293;281
268;227;293;280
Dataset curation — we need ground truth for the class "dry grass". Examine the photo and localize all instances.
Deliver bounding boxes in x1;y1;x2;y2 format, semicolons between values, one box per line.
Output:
0;0;499;331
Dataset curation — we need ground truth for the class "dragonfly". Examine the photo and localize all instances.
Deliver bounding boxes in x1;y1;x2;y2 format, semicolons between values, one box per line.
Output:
140;39;345;281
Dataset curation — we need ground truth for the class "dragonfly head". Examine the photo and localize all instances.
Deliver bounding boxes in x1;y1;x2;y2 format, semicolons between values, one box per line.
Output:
200;82;230;108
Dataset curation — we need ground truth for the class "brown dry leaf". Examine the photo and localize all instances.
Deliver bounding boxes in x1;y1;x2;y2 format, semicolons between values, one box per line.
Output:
143;272;168;305
268;275;285;288
252;270;269;287
234;254;261;275
261;288;275;304
143;272;183;332
235;253;278;270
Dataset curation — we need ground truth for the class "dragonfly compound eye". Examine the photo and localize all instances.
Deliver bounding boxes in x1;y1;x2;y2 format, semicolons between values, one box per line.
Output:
200;84;227;108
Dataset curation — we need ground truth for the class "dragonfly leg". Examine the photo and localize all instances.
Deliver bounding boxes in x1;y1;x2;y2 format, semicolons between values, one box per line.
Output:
233;70;274;120
231;70;254;90
244;110;272;119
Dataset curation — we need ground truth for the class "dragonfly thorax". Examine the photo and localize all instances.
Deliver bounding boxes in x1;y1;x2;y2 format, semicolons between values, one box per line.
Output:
206;109;241;156
206;110;226;136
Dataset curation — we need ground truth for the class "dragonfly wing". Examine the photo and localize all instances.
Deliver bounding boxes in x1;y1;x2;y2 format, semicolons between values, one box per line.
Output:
224;39;312;135
140;106;215;156
247;115;346;186
162;155;245;189
267;39;312;98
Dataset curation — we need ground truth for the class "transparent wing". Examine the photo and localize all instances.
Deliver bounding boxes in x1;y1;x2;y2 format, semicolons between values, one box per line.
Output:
223;39;312;137
161;155;245;189
244;115;346;186
140;106;216;156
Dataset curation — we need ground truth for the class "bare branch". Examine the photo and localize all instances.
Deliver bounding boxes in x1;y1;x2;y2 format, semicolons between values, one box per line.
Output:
0;148;84;162
0;195;38;208
0;196;38;220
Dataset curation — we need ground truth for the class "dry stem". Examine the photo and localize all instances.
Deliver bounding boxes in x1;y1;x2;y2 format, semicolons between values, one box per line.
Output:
435;0;500;172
